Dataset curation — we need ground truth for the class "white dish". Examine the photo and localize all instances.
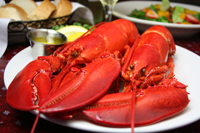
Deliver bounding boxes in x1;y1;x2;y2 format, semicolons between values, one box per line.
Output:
4;46;200;132
113;1;200;38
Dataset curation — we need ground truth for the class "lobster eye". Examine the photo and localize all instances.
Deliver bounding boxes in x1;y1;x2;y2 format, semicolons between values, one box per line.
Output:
129;64;134;69
141;68;146;73
71;51;79;57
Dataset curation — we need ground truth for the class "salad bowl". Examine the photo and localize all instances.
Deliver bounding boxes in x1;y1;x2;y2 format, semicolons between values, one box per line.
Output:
113;1;200;38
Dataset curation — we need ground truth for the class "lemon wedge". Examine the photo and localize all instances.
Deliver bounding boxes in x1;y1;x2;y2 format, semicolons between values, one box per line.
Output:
57;25;88;42
57;25;88;37
67;32;86;42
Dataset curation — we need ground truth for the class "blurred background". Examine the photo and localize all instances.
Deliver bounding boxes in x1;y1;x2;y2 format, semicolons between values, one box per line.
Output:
4;0;200;6
4;0;200;24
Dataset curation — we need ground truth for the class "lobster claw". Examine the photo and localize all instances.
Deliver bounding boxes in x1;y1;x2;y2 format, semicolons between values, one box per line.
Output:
82;79;189;126
6;55;64;111
6;59;52;111
82;92;132;126
134;84;189;126
39;56;121;113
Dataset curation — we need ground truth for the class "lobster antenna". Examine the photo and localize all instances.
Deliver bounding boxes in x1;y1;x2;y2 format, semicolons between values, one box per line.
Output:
131;85;136;133
120;34;140;133
30;112;40;133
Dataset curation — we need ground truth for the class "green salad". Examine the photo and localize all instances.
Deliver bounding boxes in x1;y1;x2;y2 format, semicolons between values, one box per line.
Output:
52;22;93;30
128;0;200;24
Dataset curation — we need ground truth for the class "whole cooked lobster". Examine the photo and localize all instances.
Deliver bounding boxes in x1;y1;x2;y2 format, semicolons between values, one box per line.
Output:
82;24;189;132
6;19;189;133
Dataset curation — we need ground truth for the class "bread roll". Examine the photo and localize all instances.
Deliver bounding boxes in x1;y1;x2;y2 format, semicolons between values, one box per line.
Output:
50;0;72;18
27;0;56;20
0;4;27;21
10;0;37;15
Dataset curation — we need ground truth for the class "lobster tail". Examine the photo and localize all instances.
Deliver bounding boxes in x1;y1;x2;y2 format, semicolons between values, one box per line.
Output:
113;19;139;46
142;25;176;55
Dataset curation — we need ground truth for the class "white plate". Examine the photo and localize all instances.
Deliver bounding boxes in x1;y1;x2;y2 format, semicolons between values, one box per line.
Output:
4;46;200;133
113;1;200;38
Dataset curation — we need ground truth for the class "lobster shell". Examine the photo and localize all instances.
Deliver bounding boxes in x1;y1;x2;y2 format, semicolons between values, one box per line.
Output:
82;83;189;126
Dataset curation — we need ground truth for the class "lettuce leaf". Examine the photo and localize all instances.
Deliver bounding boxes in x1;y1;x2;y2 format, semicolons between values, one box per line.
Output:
172;6;185;23
160;0;170;11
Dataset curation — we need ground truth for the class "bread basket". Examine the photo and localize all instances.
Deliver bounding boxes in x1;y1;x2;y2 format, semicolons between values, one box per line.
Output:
7;0;74;45
8;12;73;45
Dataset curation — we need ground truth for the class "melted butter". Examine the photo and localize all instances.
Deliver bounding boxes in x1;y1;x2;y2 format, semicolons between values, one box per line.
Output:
32;36;64;44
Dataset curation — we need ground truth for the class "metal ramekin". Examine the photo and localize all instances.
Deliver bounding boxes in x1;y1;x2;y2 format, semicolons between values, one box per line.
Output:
26;29;67;59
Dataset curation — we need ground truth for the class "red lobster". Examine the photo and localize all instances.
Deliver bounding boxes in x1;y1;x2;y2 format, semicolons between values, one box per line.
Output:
81;25;189;131
6;19;189;133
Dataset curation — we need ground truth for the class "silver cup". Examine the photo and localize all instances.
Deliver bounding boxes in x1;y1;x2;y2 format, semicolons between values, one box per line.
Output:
26;29;67;59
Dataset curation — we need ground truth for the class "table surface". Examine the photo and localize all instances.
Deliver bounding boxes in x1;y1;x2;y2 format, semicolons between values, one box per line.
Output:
1;2;200;133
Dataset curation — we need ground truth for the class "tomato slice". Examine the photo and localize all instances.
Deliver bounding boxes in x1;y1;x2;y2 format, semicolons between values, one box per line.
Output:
185;13;199;24
145;9;158;19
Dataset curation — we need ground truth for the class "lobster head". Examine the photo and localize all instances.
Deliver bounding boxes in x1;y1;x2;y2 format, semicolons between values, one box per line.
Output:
126;25;176;80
